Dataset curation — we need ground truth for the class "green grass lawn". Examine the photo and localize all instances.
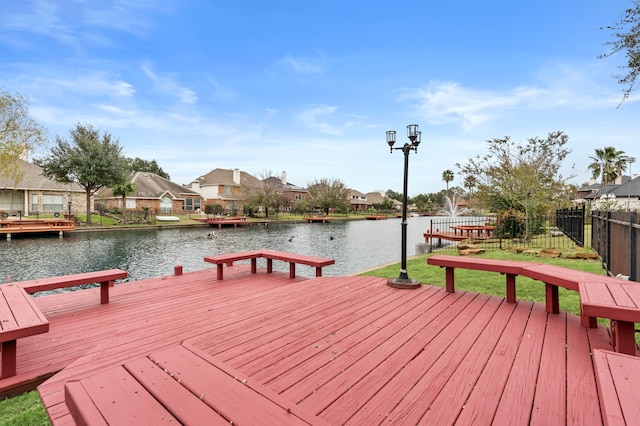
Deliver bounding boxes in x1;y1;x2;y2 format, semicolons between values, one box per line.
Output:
359;249;608;318
0;248;617;424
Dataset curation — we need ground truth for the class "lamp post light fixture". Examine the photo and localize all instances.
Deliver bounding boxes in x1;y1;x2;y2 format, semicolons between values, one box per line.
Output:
385;124;422;289
626;156;635;212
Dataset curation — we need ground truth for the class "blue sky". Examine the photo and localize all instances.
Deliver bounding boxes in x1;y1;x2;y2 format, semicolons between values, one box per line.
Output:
1;1;638;195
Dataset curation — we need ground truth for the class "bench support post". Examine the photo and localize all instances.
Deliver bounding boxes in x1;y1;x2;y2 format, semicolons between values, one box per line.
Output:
266;259;273;273
1;340;17;378
612;321;637;355
216;264;224;280
315;267;322;277
289;263;296;279
100;281;113;304
505;274;516;303
581;313;597;328
251;259;257;273
444;267;455;293
545;283;559;314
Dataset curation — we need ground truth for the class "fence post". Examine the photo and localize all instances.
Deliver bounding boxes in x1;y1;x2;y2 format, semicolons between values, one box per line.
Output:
631;213;637;282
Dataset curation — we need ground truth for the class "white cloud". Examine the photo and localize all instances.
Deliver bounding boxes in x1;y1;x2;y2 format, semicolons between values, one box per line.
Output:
0;0;170;46
141;64;198;104
278;54;325;75
297;105;361;135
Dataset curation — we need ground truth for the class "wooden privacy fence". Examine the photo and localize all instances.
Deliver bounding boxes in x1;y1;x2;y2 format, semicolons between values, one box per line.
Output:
591;211;638;281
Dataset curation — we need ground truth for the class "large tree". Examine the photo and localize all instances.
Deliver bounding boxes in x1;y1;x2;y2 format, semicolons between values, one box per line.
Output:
588;146;628;186
127;157;170;180
457;131;573;238
0;90;48;185
36;123;128;224
244;170;287;218
307;178;349;215
600;0;640;103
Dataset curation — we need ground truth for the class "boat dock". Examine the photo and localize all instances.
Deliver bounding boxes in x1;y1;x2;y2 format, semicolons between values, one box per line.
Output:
304;215;334;223
365;215;388;220
0;255;631;425
192;216;256;228
0;219;75;240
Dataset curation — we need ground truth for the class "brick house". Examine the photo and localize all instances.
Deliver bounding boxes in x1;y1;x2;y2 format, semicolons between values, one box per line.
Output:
262;171;310;211
97;172;202;214
0;159;85;217
185;168;261;214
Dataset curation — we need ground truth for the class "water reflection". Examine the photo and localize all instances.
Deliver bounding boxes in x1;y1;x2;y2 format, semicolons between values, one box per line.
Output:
1;217;437;282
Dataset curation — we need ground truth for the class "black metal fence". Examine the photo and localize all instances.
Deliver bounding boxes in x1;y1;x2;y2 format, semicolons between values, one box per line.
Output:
591;211;638;281
425;214;585;253
555;206;585;247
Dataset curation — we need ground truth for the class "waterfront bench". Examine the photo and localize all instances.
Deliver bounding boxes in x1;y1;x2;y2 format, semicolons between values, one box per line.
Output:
15;269;128;305
592;349;640;424
580;280;640;355
204;250;335;280
427;255;625;317
427;255;537;303
0;284;49;378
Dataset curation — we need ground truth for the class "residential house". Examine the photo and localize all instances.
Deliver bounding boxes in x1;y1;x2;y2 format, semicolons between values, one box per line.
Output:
186;168;261;214
97;172;202;214
347;189;371;211
262;171;310;211
0;159;84;217
579;175;639;211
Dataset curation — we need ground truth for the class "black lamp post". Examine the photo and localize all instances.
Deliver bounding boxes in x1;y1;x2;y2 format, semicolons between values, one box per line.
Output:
386;124;421;289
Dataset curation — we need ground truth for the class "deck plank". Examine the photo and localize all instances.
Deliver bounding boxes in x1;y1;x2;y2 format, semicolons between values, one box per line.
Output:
0;263;617;425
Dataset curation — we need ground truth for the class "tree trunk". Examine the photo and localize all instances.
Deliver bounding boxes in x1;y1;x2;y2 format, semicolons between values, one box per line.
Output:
86;192;92;224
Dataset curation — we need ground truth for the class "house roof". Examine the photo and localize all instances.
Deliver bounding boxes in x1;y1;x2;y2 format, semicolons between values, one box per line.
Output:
611;175;640;198
0;159;83;192
192;168;261;188
99;172;201;200
582;175;640;200
365;191;386;204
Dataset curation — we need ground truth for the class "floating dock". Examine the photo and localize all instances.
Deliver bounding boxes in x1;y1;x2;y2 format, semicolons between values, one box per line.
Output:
0;219;75;240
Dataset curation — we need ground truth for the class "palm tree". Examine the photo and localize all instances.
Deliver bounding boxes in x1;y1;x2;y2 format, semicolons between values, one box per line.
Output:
442;169;455;194
463;175;477;197
588;147;627;186
112;182;136;219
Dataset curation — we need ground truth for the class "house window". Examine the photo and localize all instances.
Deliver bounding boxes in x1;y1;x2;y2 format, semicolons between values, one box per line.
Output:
295;194;304;200
43;194;64;211
125;199;136;209
184;198;192;210
0;190;24;211
160;196;173;213
194;197;201;210
224;185;232;194
32;194;38;212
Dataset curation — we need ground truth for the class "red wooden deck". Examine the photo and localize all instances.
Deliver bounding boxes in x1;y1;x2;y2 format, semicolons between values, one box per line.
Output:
0;264;617;425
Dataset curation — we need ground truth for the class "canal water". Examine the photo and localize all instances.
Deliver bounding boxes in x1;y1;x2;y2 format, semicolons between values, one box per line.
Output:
1;217;442;283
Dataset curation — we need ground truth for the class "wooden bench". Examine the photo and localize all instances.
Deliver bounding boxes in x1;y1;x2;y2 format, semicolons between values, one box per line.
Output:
0;284;49;378
204;250;335;280
64;343;325;425
427;255;539;303
15;269;128;305
580;281;640;355
427;254;625;317
592;349;640;425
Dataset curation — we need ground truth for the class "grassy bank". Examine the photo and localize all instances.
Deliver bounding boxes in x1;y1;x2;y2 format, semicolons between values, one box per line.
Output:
0;248;610;424
359;250;607;319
